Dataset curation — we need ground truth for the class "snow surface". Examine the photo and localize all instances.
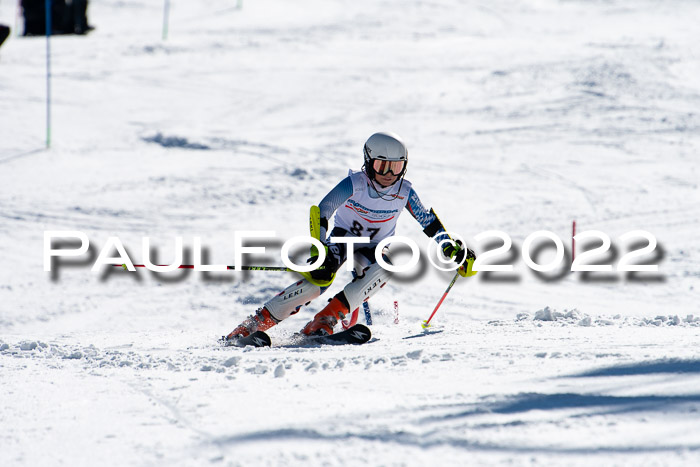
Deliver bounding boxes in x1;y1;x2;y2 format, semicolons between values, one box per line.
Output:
1;0;699;465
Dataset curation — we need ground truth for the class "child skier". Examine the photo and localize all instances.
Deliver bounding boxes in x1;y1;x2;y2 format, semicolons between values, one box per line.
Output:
225;131;475;341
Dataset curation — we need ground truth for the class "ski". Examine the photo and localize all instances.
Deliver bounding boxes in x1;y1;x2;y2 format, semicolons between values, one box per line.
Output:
222;331;271;348
307;324;372;345
222;324;372;348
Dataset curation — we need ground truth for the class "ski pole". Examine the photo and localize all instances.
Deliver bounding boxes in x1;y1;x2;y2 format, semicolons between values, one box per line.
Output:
115;264;293;272
421;270;460;330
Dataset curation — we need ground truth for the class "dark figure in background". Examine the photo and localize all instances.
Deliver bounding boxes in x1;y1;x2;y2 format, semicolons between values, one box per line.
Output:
0;24;10;49
22;0;93;36
69;0;92;34
21;0;66;35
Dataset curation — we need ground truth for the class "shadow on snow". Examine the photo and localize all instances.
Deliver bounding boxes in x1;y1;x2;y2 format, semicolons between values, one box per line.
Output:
210;360;700;454
569;358;700;377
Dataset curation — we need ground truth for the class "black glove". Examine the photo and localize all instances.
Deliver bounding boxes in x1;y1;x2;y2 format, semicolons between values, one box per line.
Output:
442;239;470;263
307;245;339;282
442;240;477;277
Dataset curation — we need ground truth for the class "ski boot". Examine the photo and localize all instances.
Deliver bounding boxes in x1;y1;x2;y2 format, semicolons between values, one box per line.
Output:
301;297;350;336
225;307;278;342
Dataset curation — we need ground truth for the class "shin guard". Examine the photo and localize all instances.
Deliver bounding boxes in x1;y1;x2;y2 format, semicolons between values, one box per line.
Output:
264;279;321;322
342;261;392;312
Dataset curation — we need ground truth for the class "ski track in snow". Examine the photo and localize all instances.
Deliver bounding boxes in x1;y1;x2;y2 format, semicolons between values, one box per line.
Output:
1;0;699;465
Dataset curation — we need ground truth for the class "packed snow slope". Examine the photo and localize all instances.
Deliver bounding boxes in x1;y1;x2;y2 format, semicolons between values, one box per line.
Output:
1;0;699;465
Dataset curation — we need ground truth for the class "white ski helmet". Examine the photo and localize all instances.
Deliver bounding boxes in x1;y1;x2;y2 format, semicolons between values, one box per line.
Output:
363;132;408;182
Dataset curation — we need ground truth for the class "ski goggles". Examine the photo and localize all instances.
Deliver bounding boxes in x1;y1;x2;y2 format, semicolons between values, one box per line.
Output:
372;159;406;176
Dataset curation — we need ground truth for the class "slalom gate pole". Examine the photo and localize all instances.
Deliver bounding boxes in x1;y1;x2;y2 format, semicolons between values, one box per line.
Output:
572;220;576;265
162;0;170;40
16;0;22;36
362;300;372;325
421;270;460;330
45;0;52;148
116;264;293;272
163;0;170;40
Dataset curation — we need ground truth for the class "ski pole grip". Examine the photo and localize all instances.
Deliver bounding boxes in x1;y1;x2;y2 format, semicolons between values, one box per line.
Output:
309;205;321;256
